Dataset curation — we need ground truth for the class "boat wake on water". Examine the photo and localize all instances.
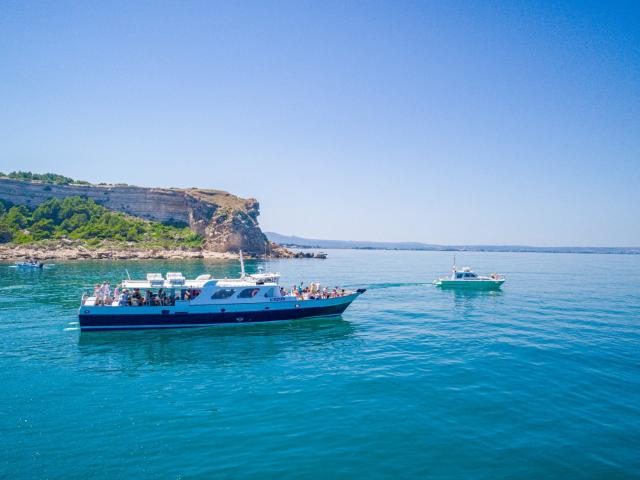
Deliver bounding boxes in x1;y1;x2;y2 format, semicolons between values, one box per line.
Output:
345;282;431;290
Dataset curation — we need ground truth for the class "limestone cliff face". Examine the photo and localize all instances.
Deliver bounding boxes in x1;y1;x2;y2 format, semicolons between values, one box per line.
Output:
0;178;268;253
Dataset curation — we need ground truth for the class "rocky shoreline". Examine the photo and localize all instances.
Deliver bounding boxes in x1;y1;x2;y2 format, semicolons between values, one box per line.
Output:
0;244;236;261
0;242;314;262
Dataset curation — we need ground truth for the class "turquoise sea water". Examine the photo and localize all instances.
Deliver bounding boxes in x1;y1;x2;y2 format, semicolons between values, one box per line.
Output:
1;250;639;479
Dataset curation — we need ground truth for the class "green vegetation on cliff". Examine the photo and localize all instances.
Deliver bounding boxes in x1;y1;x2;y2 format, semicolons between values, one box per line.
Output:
0;171;91;185
0;197;204;248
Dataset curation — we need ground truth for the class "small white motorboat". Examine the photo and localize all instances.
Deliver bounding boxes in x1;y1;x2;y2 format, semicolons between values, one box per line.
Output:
434;259;505;290
15;261;44;269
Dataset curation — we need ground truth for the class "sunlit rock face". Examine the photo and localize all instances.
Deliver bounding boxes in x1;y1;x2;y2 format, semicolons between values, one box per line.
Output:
0;178;268;253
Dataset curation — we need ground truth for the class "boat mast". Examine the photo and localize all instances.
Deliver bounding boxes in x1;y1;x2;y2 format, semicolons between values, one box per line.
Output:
239;250;246;279
265;241;270;272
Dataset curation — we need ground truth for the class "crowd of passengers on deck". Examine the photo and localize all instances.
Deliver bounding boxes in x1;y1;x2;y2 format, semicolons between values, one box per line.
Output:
91;282;202;306
87;281;349;306
290;283;347;300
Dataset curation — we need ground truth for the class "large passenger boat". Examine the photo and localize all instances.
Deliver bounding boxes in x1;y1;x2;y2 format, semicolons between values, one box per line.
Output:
78;254;365;331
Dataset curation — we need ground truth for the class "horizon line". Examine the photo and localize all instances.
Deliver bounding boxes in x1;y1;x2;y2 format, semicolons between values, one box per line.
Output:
265;232;640;251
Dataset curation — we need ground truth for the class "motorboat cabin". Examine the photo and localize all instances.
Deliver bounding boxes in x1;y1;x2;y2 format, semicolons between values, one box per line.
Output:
433;265;505;290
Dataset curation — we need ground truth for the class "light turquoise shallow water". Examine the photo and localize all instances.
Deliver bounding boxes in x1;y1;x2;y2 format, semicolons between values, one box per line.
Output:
1;250;639;479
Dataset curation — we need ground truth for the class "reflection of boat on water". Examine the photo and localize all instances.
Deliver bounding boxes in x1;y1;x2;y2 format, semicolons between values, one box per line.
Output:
78;251;365;331
445;288;504;299
434;259;505;290
77;318;355;369
448;287;504;301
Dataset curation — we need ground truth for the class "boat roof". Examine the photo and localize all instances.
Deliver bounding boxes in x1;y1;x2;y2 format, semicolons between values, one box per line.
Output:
121;273;279;290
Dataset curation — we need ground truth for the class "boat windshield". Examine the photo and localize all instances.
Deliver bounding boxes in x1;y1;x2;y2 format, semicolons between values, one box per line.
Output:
455;272;477;279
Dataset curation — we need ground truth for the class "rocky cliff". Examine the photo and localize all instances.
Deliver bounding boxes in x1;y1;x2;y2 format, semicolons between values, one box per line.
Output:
0;177;268;253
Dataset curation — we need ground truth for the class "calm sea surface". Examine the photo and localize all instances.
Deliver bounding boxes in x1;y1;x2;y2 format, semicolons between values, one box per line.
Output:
1;250;639;479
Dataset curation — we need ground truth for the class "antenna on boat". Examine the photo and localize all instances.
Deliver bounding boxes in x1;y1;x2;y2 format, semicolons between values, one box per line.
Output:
125;268;131;280
265;240;271;271
239;250;246;278
453;256;456;272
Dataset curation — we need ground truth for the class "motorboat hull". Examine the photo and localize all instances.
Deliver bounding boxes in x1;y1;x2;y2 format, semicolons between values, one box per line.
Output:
434;279;505;290
78;293;362;331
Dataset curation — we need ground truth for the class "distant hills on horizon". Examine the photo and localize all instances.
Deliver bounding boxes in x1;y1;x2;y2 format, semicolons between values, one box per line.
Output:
266;232;640;255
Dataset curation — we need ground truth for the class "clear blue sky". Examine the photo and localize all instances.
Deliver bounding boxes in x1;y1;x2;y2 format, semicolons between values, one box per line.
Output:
1;1;639;246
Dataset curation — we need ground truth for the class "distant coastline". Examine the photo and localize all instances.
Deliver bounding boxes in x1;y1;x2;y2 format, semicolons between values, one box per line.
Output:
266;232;640;255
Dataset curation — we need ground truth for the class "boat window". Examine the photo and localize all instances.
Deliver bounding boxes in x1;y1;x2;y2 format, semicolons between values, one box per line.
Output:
456;273;463;279
263;288;276;298
238;288;261;298
211;288;235;299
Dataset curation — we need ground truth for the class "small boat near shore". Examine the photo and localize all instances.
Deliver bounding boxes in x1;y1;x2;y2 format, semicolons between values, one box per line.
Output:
78;253;365;331
15;260;44;269
434;261;505;290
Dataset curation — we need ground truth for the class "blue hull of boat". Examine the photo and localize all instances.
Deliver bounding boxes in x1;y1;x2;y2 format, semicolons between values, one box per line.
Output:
79;302;352;330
